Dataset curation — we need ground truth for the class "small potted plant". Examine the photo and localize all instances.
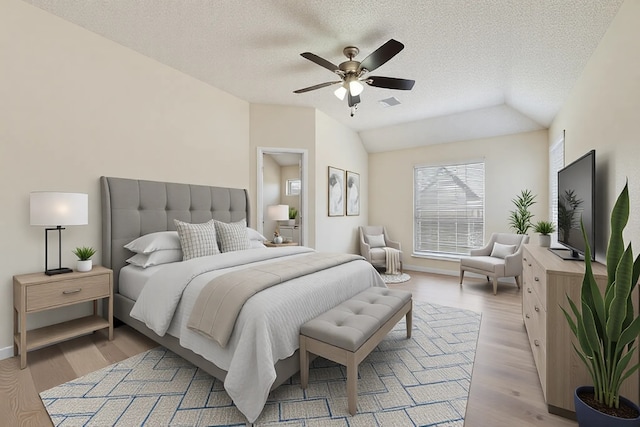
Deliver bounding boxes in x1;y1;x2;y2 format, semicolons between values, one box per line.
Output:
288;207;298;226
72;246;96;272
561;182;640;426
534;220;555;247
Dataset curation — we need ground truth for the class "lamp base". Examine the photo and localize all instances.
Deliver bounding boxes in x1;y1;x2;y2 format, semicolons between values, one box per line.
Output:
45;267;73;276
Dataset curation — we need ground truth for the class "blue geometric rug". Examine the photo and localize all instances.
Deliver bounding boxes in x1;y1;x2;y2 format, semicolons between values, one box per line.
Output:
40;301;481;426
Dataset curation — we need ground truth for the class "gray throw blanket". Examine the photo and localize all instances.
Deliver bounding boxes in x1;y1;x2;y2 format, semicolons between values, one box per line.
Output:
187;252;363;347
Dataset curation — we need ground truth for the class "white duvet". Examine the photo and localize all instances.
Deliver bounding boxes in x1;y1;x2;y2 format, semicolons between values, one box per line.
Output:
130;246;385;423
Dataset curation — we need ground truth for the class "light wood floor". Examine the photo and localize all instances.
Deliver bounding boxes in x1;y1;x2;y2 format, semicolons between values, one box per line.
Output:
0;271;577;426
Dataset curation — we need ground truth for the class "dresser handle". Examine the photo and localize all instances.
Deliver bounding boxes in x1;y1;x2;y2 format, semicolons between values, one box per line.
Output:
535;305;540;312
528;263;532;267
63;288;82;295
527;288;532;293
534;277;539;282
525;314;530;319
523;257;527;262
534;339;540;347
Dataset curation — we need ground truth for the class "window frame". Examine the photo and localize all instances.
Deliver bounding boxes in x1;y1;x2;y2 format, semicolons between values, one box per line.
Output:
285;178;301;196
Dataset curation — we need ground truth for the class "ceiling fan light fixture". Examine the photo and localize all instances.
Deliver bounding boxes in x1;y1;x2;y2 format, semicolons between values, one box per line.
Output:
334;85;347;100
349;79;364;96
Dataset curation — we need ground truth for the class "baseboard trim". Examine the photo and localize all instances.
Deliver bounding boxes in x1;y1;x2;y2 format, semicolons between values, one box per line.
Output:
0;345;14;361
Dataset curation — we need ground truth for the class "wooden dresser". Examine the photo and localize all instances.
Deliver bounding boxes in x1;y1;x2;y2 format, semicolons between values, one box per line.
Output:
522;244;639;417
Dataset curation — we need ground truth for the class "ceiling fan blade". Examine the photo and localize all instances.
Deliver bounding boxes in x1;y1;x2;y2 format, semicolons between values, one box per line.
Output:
348;93;361;107
358;39;404;72
293;81;341;94
367;76;415;90
300;52;339;73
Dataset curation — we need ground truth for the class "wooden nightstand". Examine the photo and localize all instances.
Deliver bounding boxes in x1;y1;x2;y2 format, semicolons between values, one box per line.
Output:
264;241;299;247
13;266;114;369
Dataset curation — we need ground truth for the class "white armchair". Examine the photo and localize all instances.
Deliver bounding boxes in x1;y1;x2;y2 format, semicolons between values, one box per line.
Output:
459;233;529;295
359;226;402;274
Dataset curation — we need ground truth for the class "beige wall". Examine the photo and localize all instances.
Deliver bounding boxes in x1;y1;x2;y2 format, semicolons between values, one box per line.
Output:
550;0;640;262
0;0;250;356
369;130;549;274
315;110;369;254
281;165;301;218
262;155;281;239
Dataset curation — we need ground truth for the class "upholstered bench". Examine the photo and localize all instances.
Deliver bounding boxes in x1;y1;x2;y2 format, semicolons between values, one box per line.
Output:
299;287;413;415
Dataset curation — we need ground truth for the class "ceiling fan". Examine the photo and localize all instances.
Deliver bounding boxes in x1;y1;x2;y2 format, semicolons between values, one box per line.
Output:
294;39;415;115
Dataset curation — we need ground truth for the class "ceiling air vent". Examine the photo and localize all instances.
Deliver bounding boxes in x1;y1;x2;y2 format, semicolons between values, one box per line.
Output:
378;97;401;108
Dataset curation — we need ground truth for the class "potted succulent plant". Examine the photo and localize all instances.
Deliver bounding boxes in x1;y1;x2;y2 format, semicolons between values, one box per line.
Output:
534;220;556;247
288;207;298;226
561;183;640;426
509;189;536;235
72;246;96;272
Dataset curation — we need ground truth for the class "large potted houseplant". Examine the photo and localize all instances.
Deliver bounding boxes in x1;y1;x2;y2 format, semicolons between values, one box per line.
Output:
561;183;640;426
509;189;536;235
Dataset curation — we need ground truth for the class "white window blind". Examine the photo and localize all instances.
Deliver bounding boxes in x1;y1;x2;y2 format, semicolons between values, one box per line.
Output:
286;179;301;196
414;161;485;256
549;136;564;246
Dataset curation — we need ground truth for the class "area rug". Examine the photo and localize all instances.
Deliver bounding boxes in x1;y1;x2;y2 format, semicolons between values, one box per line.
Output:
380;272;411;284
40;301;481;426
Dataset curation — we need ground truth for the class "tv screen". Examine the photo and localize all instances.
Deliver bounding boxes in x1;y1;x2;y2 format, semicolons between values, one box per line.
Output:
552;149;596;261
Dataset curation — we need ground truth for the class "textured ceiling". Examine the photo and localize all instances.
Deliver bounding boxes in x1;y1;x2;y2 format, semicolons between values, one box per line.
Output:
25;0;624;152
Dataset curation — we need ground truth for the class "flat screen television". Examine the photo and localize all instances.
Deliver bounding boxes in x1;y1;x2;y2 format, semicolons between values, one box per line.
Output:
550;149;596;261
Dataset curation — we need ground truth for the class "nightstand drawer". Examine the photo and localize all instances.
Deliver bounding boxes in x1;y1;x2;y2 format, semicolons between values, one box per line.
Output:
26;274;110;312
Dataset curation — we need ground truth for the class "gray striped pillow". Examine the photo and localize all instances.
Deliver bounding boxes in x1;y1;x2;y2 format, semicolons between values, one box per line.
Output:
215;220;251;253
174;219;220;260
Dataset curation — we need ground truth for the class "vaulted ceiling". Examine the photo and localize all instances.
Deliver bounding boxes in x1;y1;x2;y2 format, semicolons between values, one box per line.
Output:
25;0;624;152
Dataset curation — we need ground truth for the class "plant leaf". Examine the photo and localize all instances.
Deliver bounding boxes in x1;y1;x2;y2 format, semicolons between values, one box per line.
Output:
607;245;634;341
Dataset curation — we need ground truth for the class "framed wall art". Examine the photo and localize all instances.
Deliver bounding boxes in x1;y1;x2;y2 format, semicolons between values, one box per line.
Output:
346;171;360;216
328;166;344;217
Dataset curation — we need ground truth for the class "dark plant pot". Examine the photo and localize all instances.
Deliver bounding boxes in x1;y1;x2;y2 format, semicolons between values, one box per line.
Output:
574;386;640;427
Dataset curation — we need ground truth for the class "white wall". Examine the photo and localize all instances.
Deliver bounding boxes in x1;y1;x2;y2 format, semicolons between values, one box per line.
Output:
550;0;640;262
369;130;549;274
262;155;281;239
0;0;250;356
314;110;370;254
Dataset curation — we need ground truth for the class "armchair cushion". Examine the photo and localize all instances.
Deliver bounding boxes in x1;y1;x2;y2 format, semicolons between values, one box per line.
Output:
366;234;386;248
490;243;517;259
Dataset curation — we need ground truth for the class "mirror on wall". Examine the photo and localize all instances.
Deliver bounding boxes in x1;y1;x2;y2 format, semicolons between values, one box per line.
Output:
261;152;303;244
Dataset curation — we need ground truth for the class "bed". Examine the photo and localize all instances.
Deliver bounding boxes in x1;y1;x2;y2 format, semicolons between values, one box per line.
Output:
100;176;385;422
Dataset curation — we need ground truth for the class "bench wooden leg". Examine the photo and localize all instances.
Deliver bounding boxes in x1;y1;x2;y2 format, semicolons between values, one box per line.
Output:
406;307;412;339
346;352;357;415
300;336;309;389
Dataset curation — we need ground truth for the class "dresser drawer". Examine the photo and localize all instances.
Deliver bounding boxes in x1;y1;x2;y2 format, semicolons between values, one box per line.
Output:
523;287;547;396
524;252;547;310
26;274;110;312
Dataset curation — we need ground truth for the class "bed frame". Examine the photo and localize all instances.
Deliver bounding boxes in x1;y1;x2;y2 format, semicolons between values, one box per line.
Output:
100;176;300;388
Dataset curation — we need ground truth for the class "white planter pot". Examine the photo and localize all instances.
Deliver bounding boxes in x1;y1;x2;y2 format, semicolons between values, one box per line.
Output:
539;234;551;247
273;236;283;244
77;260;92;272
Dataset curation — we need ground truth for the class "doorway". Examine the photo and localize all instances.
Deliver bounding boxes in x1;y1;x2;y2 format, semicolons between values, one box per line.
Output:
257;148;308;246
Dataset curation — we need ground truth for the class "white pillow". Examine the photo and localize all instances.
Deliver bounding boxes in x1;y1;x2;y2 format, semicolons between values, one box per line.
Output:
247;227;267;242
124;231;181;254
249;240;267;249
215;220;251;253
126;249;183;268
491;242;517;259
174;219;220;260
366;234;386;248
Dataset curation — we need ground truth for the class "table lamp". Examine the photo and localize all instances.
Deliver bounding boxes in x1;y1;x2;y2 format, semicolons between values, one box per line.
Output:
267;204;289;243
30;192;88;275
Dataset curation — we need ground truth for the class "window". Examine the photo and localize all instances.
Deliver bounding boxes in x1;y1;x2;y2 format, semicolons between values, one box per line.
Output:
286;179;301;196
414;161;485;257
549;136;564;246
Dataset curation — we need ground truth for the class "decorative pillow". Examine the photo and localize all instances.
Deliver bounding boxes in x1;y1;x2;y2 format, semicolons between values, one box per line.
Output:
491;242;517;259
247;227;267;242
174;219;220;260
366;234;386;248
126;249;183;268
124;231;181;254
215;220;251;253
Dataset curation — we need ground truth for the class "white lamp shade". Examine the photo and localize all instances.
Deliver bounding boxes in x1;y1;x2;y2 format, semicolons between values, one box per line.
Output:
30;192;88;226
267;204;289;221
334;85;347;100
349;80;364;96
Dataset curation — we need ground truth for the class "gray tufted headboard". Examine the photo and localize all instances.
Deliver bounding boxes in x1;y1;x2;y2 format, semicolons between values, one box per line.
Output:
100;176;250;292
